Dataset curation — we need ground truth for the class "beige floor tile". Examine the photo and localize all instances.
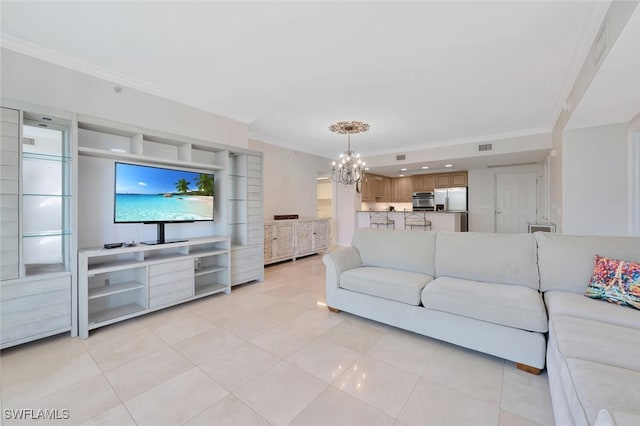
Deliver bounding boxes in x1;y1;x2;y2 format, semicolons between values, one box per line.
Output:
250;324;315;358
4;375;121;426
367;330;440;375
149;313;217;345
255;300;312;323
173;327;245;365
104;347;192;401
288;291;327;308
234;361;327;426
79;404;136;426
499;409;545;426
290;385;394;426
322;317;386;353
1;338;101;408
501;368;555;426
228;292;283;310
398;378;499;426
421;342;504;406
85;327;168;371
136;302;200;328
216;311;283;340
288;308;345;336
333;355;419;418
196;302;252;324
125;368;228;425
263;285;309;299
80;319;146;350
198;342;280;391
286;337;361;383
185;394;270;426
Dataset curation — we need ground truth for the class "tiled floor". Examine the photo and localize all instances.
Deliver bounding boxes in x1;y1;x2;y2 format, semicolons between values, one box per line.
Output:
0;254;555;425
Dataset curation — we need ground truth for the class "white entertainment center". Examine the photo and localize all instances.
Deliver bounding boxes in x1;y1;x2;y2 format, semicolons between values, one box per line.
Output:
0;102;265;346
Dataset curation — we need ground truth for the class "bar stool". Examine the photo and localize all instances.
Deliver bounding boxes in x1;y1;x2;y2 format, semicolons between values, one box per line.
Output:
369;210;395;229
404;209;432;230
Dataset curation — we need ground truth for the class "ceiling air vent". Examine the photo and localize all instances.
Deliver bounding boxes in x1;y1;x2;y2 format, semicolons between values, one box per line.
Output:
396;154;406;161
23;137;36;146
478;143;492;152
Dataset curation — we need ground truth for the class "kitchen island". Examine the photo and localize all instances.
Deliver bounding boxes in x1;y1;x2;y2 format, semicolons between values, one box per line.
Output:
357;210;467;232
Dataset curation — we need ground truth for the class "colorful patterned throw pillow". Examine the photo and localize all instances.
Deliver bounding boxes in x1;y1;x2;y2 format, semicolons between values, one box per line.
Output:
584;255;640;310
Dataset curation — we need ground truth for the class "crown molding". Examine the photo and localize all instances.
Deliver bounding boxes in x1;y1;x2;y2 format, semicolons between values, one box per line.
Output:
0;34;255;125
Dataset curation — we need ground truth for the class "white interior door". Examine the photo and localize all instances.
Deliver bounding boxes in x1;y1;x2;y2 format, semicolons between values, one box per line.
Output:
495;173;537;233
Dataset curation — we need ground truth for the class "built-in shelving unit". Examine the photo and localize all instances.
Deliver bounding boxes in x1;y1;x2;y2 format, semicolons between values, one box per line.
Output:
79;236;230;338
0;105;77;349
228;151;264;285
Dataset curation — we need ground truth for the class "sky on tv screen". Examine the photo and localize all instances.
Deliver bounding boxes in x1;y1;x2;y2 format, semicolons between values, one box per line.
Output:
115;163;212;195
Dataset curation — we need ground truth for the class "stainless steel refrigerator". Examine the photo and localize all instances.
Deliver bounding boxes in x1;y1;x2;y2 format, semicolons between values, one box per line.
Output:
434;187;468;231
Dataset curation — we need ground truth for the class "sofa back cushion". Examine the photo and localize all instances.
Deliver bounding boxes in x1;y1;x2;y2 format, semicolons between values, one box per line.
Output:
435;232;539;289
537;233;640;293
351;228;436;276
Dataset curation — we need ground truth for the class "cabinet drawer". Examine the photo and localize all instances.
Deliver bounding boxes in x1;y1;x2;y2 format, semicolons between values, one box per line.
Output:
1;275;70;300
149;277;193;298
149;259;192;276
232;268;263;285
150;287;193;309
149;267;193;287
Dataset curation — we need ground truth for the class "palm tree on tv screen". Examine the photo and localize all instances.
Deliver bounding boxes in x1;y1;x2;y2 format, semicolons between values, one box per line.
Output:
175;178;190;194
195;174;213;196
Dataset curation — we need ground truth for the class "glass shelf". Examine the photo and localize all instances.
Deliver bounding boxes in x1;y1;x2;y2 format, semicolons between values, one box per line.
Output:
228;174;247;178
23;231;72;238
23;193;70;197
22;152;71;162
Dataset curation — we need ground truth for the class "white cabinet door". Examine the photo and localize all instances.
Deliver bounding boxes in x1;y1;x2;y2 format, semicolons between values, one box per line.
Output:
295;222;313;255
312;221;330;250
273;223;295;260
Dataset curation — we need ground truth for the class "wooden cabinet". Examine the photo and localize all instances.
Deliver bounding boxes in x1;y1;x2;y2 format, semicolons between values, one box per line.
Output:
411;175;425;192
265;219;330;264
423;175;436;191
451;172;468;186
264;222;295;264
362;173;390;202
436;174;451;187
391;177;412;202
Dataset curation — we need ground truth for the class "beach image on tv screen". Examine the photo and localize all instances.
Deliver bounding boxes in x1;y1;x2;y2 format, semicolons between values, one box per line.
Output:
114;163;214;222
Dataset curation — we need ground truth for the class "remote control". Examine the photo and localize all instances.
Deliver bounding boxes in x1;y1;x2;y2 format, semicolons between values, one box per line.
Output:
103;242;124;249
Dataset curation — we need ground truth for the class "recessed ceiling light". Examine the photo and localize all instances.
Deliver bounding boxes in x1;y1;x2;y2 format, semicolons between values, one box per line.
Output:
445;164;453;168
400;168;407;171
399;174;405;177
421;166;429;169
364;167;370;171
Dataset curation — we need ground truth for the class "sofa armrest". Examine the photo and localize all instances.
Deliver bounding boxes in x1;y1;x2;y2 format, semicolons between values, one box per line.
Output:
323;247;362;308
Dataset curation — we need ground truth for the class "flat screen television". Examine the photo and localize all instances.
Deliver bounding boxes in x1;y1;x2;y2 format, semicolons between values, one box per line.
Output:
114;162;214;244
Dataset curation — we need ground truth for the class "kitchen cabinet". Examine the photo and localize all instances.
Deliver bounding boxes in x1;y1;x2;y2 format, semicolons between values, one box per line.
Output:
436;174;451;187
451;172;468;186
423;175;436;191
362;173;390;202
391;177;412;202
411;175;426;192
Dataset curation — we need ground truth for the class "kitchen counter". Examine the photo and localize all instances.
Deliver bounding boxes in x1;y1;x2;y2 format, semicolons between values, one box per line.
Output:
357;210;467;232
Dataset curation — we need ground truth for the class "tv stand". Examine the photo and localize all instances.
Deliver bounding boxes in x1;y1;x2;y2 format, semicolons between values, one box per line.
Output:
78;236;230;338
141;222;190;245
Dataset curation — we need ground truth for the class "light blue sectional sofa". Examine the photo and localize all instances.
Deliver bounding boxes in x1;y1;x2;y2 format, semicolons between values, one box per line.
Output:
323;229;640;426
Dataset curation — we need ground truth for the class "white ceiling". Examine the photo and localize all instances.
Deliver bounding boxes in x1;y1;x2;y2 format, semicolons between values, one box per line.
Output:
1;1;631;166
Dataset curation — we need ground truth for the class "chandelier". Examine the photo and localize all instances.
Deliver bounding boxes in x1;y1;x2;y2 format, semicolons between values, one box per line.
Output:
330;120;369;186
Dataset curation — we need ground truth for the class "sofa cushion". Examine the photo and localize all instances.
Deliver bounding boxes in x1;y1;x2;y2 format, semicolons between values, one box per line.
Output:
549;314;640;372
536;233;640;293
584;255;640;310
340;267;433;306
421;277;548;332
559;358;640;424
544;290;640;330
351;229;436;276
435;232;539;289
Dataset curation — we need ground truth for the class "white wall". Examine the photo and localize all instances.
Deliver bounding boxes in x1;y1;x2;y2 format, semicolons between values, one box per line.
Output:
563;122;628;236
248;139;330;221
334;184;360;247
1;49;248;148
468;164;544;233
